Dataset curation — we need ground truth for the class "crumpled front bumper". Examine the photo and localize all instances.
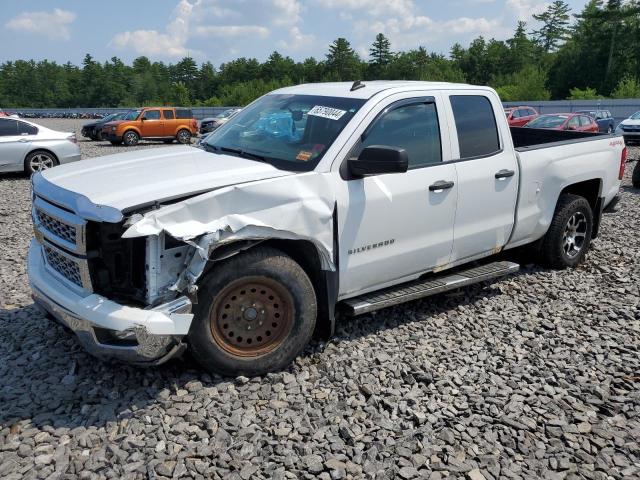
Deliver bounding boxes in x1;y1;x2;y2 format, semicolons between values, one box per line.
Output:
28;240;193;365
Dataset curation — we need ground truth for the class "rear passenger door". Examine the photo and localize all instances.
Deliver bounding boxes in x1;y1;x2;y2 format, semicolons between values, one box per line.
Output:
446;93;519;264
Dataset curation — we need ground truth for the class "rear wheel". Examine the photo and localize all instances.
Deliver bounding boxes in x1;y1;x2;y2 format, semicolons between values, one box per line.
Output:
632;161;640;188
607;125;613;134
539;194;593;269
24;150;59;175
188;247;317;376
177;129;191;144
123;130;140;146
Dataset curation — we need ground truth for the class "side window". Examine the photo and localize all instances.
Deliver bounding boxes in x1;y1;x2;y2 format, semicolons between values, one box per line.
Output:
17;121;38;135
450;95;500;159
143;110;161;120
175;109;192;119
517;109;529;118
511;110;520;119
528;109;537;116
163;110;175;120
581;116;594;126
567;116;580;129
356;101;442;169
0;119;18;136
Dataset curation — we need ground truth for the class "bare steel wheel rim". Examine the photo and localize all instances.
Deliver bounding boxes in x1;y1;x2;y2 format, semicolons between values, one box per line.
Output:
178;130;190;143
562;211;587;258
30;153;54;172
209;276;295;357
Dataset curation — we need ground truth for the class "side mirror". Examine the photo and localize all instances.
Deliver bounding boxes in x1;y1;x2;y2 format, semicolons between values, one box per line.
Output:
348;146;408;177
141;117;146;122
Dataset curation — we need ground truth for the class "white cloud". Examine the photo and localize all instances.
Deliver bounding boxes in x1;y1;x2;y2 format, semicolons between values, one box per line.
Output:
506;0;549;21
194;25;270;38
272;0;302;25
315;0;414;17
278;26;315;50
6;8;76;40
110;0;194;58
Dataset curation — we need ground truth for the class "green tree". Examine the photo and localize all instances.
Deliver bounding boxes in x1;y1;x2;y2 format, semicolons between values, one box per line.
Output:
532;1;572;52
325;38;362;81
567;86;603;99
611;76;640;98
368;33;393;78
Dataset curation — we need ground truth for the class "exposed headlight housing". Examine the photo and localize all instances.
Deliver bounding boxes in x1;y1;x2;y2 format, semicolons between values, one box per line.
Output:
111;126;117;131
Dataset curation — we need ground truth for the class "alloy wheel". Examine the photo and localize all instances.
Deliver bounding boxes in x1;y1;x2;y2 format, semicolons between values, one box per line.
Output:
29;153;55;172
562;212;587;258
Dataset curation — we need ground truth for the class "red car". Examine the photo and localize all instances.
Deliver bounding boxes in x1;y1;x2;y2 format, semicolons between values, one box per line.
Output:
505;106;539;127
524;113;599;133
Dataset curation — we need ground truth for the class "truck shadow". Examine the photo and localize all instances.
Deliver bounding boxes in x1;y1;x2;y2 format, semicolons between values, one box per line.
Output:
0;261;538;431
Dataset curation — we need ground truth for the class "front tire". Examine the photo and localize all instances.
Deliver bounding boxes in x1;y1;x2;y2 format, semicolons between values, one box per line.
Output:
632;161;640;188
188;247;317;377
539;194;593;269
123;130;140;146
24;150;59;175
177;129;191;144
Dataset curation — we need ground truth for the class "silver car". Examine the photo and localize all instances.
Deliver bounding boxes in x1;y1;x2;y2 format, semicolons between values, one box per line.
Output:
0;117;81;174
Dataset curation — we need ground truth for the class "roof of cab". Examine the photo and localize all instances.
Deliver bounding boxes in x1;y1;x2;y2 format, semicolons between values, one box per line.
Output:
272;81;483;99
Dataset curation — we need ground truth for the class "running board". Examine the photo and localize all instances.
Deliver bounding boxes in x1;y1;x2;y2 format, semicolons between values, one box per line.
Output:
342;261;519;316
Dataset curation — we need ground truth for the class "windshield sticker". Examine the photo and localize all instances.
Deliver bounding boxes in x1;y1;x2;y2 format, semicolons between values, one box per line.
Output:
308;106;347;121
296;150;313;162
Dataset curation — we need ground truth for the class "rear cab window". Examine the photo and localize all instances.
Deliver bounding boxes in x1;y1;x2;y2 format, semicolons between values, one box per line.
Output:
449;95;501;159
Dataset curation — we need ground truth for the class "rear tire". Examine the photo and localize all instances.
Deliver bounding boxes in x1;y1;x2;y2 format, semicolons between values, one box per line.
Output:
24;150;59;175
632;161;640;188
123;130;140;146
188;247;317;377
177;129;191;144
539;194;593;269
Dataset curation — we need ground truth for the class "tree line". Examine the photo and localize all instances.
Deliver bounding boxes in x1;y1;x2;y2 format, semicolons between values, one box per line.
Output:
0;0;638;108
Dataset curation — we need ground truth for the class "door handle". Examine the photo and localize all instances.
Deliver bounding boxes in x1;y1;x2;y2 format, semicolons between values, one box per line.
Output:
495;169;515;180
18;138;29;143
429;180;455;192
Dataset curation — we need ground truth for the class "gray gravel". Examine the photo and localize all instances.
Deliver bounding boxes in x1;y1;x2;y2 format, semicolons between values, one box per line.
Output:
1;120;639;479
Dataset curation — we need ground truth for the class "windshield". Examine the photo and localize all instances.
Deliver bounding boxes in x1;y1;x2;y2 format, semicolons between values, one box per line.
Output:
630;111;640;120
122;110;141;121
526;115;568;128
204;94;366;171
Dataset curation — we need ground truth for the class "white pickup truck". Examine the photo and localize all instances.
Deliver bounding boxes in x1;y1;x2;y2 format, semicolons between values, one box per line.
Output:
28;81;626;376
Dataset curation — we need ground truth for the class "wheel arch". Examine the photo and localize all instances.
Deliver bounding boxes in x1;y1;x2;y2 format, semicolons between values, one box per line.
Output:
203;237;338;340
558;178;603;238
23;148;59;172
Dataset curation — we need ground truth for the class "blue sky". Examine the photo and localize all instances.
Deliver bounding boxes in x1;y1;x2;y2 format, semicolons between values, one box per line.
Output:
0;0;589;66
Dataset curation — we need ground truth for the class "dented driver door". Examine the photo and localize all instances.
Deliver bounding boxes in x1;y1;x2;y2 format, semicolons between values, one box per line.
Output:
336;93;458;298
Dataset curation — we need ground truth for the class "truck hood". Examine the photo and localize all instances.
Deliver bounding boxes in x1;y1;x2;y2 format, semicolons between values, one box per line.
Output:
41;146;296;212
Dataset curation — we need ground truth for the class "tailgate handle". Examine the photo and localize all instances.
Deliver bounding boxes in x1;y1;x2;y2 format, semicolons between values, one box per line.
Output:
495;169;515;180
429;180;455;192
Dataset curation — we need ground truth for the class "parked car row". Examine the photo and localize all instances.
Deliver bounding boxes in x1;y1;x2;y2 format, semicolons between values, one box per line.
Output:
505;106;611;133
81;107;199;146
7;111;109;119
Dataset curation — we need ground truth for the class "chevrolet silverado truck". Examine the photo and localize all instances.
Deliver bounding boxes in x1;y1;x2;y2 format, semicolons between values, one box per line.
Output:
28;81;626;376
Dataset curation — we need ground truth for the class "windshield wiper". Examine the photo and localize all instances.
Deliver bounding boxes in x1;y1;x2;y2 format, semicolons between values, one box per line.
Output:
207;145;267;163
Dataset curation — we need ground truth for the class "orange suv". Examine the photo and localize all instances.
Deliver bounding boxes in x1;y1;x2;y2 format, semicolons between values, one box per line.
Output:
102;107;198;146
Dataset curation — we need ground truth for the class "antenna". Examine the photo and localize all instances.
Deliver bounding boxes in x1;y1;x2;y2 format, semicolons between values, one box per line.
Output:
351;80;365;92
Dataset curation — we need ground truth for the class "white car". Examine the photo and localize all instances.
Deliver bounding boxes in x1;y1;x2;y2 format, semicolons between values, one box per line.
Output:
0;117;81;174
28;81;625;376
615;111;640;144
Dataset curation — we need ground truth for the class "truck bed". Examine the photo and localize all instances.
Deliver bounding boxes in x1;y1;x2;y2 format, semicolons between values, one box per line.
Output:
510;126;604;150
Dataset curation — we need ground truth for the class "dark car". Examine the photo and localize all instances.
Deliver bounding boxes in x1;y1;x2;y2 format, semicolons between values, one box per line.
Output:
524;113;599;133
81;112;127;141
575;110;615;133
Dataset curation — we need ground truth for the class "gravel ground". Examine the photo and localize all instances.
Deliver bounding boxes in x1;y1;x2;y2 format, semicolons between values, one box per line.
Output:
0;120;639;479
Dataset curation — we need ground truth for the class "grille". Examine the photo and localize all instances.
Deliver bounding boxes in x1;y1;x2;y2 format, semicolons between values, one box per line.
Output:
42;243;83;287
36;209;77;244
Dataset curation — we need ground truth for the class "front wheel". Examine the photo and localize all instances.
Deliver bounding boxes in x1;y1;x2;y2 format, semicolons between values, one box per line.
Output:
632;161;640;188
25;150;59;175
123;130;140;146
176;129;191;144
539;194;593;269
607;125;613;134
188;247;317;376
